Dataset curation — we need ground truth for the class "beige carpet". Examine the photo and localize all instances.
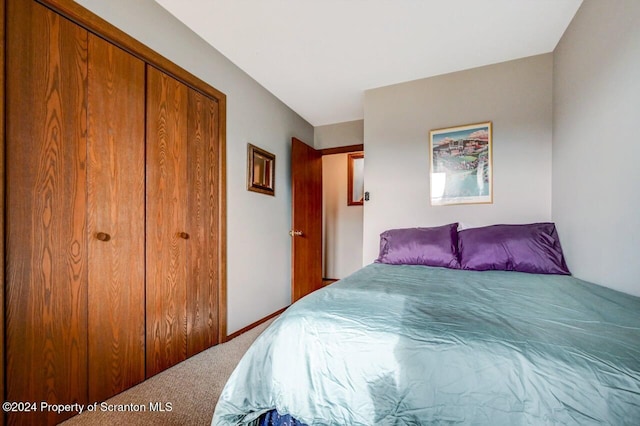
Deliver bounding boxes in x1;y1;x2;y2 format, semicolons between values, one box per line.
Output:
62;319;274;426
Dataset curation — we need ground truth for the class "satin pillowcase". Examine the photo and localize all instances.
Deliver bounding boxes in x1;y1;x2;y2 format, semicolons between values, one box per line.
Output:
458;223;570;275
375;223;460;269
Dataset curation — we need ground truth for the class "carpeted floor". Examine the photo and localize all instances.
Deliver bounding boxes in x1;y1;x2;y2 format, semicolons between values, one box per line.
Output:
62;319;274;426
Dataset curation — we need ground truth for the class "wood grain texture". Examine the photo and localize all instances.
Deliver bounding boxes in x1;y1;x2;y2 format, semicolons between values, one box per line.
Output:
186;89;220;356
146;66;189;377
37;0;226;103
217;96;228;343
34;3;228;344
3;1;229;415
5;0;89;424
86;33;146;402
36;0;227;349
1;1;6;421
291;138;323;303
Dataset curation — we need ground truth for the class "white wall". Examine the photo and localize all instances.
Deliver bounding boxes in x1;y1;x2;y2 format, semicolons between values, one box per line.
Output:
322;154;364;279
75;0;314;333
553;0;640;296
363;54;553;264
315;120;364;150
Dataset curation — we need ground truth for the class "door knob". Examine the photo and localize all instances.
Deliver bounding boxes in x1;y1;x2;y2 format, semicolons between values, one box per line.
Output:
289;230;303;237
95;232;111;242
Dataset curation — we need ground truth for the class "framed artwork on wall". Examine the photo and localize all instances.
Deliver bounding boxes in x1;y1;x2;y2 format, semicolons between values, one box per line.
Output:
429;122;492;206
347;152;364;206
247;143;276;196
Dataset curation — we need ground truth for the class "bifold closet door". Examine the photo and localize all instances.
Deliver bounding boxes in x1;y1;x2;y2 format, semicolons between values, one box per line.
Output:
186;88;220;357
6;1;147;423
5;0;89;424
146;66;220;377
86;33;146;403
146;66;189;377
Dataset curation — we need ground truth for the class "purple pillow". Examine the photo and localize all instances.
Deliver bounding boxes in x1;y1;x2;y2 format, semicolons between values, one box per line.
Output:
375;223;460;269
458;223;570;275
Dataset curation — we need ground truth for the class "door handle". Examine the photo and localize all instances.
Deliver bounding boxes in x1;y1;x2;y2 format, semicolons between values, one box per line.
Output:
289;230;303;237
95;232;111;242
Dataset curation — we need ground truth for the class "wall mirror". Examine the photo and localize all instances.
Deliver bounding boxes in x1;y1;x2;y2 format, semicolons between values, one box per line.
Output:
247;143;276;196
347;152;364;205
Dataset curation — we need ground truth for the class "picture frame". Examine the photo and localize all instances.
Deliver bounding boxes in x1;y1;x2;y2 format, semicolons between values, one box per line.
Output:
247;143;275;196
429;122;492;206
347;152;364;206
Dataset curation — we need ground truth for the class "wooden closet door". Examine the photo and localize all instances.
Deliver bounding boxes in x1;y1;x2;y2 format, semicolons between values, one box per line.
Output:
146;65;189;377
5;0;89;424
86;33;146;402
186;90;220;356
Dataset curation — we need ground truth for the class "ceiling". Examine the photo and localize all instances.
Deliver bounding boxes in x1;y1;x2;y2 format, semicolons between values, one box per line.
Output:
154;0;582;126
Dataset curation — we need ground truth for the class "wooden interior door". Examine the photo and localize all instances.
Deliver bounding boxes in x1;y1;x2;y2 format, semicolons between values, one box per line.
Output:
291;137;323;302
146;65;189;377
86;33;146;402
5;0;89;424
186;88;220;356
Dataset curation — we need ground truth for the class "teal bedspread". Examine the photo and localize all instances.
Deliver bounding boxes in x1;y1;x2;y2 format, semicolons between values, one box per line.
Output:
213;264;640;425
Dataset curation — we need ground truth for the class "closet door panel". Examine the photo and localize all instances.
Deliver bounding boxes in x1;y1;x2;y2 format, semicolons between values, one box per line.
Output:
87;33;146;402
146;66;189;377
5;0;88;424
186;90;220;356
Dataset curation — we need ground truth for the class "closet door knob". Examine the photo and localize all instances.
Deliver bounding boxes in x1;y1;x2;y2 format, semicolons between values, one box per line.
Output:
96;232;111;242
178;232;190;240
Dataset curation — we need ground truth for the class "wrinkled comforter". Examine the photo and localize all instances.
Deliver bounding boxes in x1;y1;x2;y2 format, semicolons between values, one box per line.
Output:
213;264;640;425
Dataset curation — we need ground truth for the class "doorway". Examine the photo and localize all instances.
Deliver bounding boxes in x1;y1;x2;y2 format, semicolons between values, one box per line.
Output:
322;149;364;282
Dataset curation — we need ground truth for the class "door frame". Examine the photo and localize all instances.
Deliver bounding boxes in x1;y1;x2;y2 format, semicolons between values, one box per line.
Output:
318;144;364;157
319;144;364;283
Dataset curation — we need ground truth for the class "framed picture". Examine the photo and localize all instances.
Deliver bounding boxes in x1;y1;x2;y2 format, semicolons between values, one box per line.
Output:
247;143;275;196
347;152;364;206
429;122;492;206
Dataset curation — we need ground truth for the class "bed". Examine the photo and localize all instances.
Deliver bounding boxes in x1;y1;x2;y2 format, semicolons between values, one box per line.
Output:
212;224;640;425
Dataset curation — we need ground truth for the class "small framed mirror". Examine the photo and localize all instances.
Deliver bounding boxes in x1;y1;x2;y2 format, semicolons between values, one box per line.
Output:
247;143;276;196
347;152;364;206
